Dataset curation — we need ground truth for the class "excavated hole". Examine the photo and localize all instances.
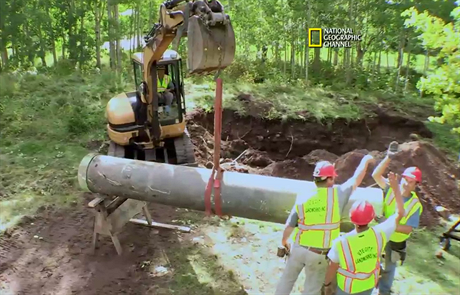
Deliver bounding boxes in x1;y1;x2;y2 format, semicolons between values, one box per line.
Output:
187;109;460;227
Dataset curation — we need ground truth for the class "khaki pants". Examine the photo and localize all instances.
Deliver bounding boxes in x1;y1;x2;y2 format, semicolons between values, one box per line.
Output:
275;243;328;295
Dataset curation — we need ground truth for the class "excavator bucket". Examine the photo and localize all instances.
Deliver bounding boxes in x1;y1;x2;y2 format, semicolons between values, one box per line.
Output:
187;15;235;75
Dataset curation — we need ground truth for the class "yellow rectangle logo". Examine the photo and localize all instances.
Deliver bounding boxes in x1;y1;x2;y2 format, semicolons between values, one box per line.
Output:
308;28;322;48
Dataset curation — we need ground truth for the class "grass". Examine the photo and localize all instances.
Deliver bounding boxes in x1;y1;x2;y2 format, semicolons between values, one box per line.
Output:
425;121;460;159
0;71;128;231
185;77;434;122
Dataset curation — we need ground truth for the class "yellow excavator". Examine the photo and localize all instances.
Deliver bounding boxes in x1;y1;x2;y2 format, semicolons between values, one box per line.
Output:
105;0;235;164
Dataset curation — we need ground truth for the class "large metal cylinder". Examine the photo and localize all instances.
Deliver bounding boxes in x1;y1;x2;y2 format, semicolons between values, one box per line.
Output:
78;154;383;229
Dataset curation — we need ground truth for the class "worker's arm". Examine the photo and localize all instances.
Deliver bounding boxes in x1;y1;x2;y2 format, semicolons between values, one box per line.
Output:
337;155;374;212
396;208;420;234
372;156;391;189
388;172;404;223
281;206;298;250
324;238;341;295
372;141;399;189
324;261;339;295
350;155;375;191
165;80;175;92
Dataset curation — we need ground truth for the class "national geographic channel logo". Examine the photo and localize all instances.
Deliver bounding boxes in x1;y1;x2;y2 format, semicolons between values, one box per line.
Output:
308;28;362;48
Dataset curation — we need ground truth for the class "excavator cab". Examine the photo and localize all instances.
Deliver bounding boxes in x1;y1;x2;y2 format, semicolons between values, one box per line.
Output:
132;50;185;127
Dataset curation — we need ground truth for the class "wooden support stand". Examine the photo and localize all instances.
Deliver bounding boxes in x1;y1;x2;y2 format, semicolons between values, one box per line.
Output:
88;195;191;255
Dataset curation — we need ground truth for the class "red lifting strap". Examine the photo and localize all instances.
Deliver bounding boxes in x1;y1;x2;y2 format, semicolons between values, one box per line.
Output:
204;78;224;217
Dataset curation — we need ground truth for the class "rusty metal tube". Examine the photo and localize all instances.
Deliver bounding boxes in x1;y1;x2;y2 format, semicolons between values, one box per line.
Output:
78;154;383;229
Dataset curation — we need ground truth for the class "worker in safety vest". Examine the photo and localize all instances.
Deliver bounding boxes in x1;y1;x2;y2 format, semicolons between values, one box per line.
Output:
274;155;375;295
157;65;175;116
323;172;405;295
371;142;423;295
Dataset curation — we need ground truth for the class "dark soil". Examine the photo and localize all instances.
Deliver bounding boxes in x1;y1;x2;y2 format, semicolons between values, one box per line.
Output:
188;108;433;161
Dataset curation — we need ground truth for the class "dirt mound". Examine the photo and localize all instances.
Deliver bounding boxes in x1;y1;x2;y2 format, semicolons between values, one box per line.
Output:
187;109;459;226
188;108;433;161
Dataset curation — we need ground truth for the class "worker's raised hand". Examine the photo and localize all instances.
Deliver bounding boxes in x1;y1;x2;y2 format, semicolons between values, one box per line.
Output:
387;141;399;159
388;172;399;188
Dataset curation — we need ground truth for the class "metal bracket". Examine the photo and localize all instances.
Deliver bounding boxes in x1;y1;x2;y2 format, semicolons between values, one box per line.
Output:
89;196;191;256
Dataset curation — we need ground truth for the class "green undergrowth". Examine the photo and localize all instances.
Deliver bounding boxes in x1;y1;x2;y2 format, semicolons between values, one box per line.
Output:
0;70;128;231
185;76;434;123
425;121;460;159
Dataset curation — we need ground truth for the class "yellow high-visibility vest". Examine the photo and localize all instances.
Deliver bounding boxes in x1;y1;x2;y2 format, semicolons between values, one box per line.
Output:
383;188;422;242
157;75;170;91
337;228;386;294
292;188;340;249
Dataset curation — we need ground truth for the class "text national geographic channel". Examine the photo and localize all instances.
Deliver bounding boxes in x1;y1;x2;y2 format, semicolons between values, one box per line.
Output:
308;28;362;48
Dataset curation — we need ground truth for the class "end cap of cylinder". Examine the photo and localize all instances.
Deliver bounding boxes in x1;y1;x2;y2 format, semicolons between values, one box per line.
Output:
78;153;98;192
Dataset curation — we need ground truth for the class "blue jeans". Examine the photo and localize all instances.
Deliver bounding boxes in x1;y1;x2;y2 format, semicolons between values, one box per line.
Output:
165;105;171;115
378;243;397;295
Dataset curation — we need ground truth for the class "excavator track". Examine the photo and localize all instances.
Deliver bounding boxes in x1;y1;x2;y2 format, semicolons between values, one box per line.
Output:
174;128;197;166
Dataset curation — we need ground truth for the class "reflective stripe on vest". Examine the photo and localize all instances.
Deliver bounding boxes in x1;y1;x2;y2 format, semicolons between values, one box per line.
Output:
383;188;423;242
337;229;385;294
293;188;340;249
158;75;170;91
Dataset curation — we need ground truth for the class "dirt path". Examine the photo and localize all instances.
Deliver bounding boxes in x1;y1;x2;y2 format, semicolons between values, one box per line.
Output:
0;194;247;295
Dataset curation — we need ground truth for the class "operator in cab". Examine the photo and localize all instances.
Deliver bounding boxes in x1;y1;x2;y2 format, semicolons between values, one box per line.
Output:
157;65;175;116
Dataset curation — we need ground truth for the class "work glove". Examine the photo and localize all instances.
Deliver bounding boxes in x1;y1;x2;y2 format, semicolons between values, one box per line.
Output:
387;141;399;159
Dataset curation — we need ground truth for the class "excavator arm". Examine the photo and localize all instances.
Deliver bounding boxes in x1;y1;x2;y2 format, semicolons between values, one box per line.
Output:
141;0;235;144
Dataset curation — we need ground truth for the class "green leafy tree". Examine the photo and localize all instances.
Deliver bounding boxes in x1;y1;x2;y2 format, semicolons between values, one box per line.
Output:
403;3;460;132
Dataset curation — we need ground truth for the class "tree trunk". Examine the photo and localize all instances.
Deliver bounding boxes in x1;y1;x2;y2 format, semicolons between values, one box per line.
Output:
62;36;66;59
403;43;412;94
79;15;85;68
333;49;338;66
305;0;311;83
327;48;332;63
395;35;405;92
136;5;141;49
313;48;321;72
1;46;8;68
51;40;57;66
396;32;405;69
129;5;134;54
377;50;381;73
95;0;103;69
149;0;153;26
291;40;295;79
284;40;287;76
345;0;353;84
107;2;115;69
423;51;429;74
38;25;47;67
114;4;122;72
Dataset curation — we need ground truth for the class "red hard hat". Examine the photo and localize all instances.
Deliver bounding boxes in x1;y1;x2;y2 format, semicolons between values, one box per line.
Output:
313;161;338;178
350;201;375;226
402;166;422;182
